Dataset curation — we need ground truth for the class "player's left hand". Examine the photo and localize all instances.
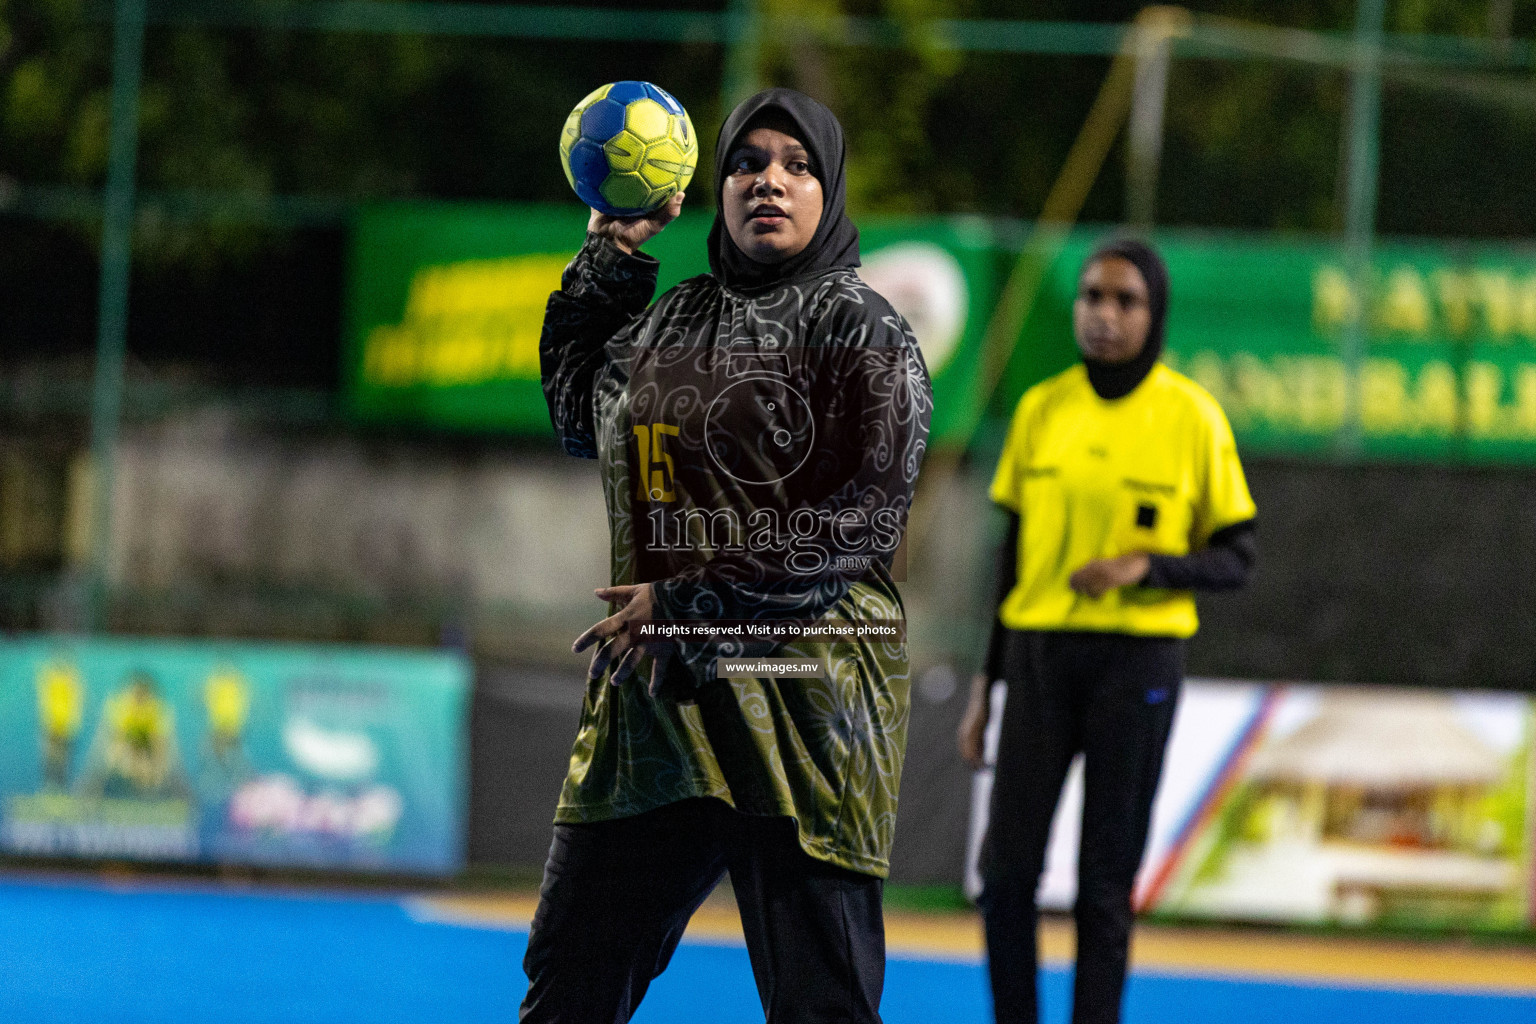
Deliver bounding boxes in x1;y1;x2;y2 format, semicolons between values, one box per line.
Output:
1069;553;1151;599
572;583;674;696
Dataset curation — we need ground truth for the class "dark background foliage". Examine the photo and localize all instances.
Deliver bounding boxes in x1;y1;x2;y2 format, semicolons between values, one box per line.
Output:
3;0;1536;387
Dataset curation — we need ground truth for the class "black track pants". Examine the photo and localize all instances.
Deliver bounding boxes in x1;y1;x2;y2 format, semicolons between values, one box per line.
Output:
519;797;886;1024
978;630;1183;1024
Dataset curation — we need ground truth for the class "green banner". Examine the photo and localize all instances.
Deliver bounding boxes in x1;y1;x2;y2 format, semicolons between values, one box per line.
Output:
344;203;994;447
1012;231;1536;463
349;206;1536;462
0;636;470;874
855;217;998;447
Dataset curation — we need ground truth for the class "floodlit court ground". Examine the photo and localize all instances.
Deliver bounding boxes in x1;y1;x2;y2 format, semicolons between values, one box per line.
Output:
2;872;1533;1023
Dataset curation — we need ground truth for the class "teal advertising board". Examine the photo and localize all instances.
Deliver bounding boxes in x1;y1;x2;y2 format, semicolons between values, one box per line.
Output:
0;637;469;874
345;203;994;447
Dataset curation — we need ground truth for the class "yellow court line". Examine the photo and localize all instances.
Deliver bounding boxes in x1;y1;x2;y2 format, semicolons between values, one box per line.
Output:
417;895;1536;994
1124;923;1536;994
415;894;747;945
419;893;540;928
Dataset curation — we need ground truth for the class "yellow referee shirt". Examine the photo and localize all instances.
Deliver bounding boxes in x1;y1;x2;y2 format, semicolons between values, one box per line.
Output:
989;363;1255;638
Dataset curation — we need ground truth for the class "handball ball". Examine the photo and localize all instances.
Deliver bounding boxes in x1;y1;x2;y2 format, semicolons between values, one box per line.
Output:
560;81;698;217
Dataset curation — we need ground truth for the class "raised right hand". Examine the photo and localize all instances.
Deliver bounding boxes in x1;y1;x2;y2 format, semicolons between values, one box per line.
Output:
588;191;685;255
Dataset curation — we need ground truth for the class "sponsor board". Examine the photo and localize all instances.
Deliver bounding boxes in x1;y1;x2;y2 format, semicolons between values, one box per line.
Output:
967;678;1534;931
345;203;992;446
1013;233;1536;463
2;637;469;874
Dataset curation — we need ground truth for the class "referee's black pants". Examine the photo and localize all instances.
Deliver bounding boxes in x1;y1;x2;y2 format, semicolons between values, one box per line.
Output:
979;629;1182;1024
519;796;886;1024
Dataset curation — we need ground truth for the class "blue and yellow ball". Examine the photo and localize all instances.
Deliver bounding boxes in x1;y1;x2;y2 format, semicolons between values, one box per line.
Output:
560;81;698;217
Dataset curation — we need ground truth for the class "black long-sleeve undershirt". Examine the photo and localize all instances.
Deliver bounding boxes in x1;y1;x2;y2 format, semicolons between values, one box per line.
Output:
980;513;1256;680
1142;519;1257;591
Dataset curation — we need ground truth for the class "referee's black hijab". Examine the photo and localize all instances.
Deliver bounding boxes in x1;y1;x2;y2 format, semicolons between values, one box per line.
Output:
707;88;861;293
1080;237;1170;400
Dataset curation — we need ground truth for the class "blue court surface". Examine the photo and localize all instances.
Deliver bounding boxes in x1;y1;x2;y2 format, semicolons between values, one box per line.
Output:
0;875;1531;1023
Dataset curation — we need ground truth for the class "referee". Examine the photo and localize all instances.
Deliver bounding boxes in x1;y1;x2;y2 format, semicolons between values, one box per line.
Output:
957;238;1256;1024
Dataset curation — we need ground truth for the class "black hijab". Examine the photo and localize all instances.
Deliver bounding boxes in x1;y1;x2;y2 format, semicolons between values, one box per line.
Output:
1080;237;1170;400
707;88;861;293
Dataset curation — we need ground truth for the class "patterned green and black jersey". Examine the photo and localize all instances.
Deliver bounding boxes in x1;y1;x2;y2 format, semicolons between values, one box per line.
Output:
539;233;932;877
